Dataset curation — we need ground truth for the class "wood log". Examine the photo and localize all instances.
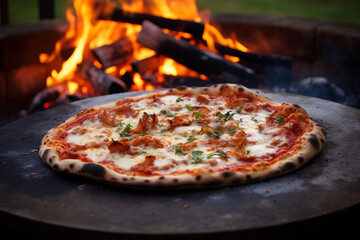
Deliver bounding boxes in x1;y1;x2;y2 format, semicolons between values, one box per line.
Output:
92;37;133;69
98;8;204;38
143;73;225;89
136;20;258;87
214;42;293;69
78;60;128;94
131;54;165;74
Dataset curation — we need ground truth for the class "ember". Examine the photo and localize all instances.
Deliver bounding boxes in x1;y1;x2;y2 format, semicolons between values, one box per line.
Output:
27;0;358;114
30;0;292;112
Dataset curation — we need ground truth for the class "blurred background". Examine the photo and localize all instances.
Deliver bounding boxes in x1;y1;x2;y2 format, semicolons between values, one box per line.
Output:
1;0;359;25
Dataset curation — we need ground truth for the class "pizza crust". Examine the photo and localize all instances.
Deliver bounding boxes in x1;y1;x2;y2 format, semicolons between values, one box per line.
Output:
39;83;326;189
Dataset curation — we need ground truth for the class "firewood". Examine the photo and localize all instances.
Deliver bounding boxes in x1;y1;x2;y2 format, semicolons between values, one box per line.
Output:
98;8;204;38
143;74;224;89
214;42;293;69
131;54;165;74
77;60;128;94
136;20;258;87
92;37;133;69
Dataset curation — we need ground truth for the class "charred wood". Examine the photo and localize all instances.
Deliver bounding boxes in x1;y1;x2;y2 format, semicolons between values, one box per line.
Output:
78;60;128;94
214;42;293;69
131;54;165;75
92;37;133;69
99;8;204;38
137;21;258;87
143;74;224;89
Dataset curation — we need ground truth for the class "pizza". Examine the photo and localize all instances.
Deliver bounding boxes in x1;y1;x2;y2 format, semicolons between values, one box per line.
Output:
39;83;326;189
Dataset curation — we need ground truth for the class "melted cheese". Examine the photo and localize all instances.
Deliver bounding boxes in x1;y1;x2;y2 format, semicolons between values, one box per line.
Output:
62;91;290;174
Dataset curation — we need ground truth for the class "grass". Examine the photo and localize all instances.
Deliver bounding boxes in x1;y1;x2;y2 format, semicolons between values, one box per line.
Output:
1;0;360;25
196;0;360;24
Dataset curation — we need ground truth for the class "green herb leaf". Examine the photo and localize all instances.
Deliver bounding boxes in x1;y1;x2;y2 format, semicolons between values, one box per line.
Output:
237;118;243;123
172;145;186;155
139;150;147;154
159;129;167;135
185;135;196;144
246;149;251;155
216;111;235;121
277;115;285;124
207;150;228;159
163;110;177;116
140;131;149;136
204;129;222;138
186;105;197;110
120;123;131;137
194;112;203;121
228;128;237;133
212;118;220;123
176;97;183;102
251;118;258;123
191;150;204;164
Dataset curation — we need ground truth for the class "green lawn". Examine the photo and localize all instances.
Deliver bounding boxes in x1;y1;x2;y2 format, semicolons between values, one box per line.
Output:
2;0;360;25
196;0;360;24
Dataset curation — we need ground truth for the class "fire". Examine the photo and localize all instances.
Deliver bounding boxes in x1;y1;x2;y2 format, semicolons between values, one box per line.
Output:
41;0;249;95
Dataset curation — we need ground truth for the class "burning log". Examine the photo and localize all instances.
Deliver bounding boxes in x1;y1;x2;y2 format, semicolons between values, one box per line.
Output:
143;74;223;89
214;42;293;69
27;84;83;115
131;55;165;75
78;60;128;94
98;7;204;38
137;21;258;87
92;37;133;69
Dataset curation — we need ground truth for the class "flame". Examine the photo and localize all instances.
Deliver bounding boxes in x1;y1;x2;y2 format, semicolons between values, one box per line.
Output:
41;0;249;95
159;58;178;77
67;81;79;94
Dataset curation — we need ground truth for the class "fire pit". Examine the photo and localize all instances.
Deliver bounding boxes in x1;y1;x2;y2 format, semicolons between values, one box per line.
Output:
1;0;359;127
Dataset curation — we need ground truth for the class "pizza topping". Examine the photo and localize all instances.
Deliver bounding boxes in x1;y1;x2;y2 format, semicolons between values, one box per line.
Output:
131;112;159;134
108;139;130;153
48;85;315;177
191;150;204;164
119;123;132;137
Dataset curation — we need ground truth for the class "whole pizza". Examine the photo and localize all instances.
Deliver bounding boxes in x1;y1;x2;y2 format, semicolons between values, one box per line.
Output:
39;84;326;189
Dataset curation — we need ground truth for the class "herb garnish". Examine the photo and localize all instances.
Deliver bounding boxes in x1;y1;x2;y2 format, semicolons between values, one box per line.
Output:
194;112;203;121
172;145;186;155
159;129;167;135
185;135;196;144
216;111;235;121
277;115;285;124
191;151;204;164
140;131;149;136
185;105;197;110
120;123;131;137
212;118;220;123
251;118;258;123
207;150;228;159
246;150;251;155
204;129;222;138
228;129;237;133
176;97;183;102
163;110;177;116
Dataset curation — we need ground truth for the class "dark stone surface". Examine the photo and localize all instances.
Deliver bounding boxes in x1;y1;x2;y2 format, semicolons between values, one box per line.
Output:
0;89;359;239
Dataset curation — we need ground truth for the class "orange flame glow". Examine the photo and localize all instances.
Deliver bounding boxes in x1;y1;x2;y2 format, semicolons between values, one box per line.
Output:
41;0;249;94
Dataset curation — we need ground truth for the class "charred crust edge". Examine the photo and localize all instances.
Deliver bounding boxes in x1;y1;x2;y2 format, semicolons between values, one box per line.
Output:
80;163;106;177
309;134;320;149
42;149;51;161
281;162;296;172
